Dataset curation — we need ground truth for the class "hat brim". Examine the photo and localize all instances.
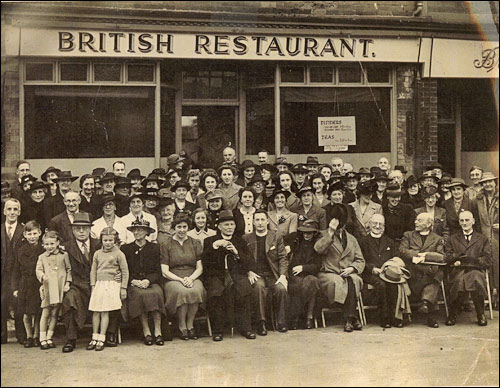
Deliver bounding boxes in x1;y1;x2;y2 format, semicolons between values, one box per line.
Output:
207;196;224;201
478;176;498;184
218;217;235;223
54;176;79;183
447;183;468;189
127;225;154;234
379;272;409;284
298;226;318;232
70;221;94;227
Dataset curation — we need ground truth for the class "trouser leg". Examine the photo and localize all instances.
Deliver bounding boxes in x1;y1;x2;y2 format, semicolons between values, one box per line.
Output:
65;309;78;341
235;293;253;333
252;277;268;322
208;296;226;335
343;277;357;321
107;310;120;335
271;282;288;327
471;291;485;316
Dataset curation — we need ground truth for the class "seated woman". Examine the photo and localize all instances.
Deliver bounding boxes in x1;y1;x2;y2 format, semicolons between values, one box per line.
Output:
122;219;166;345
234;187;257;237
268;188;298;237
314;203;365;332
160;214;206;340
187;208;216;249
286;220;321;330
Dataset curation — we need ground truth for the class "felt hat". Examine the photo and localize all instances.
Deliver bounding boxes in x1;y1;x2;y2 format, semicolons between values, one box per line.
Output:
99;193;116;206
358;167;371;177
115;177;132;188
240;160;258;171
438;174;452;185
343;172;359;182
357;180;375;195
218;210;235;223
97;172;116;184
142;187;159;201
171;180;190;192
127;218;155;234
306;156;319;165
406;175;418;187
70;212;93;227
298;219;319;233
141;174;161;187
394;165;408;174
421;185;439;199
385;182;402;198
151;168;167;177
292;164;309;174
447;178;468;189
41;166;61;182
206;189;224;202
418;171;439;183
167;154;185;166
127;168;145;180
379;258;411;284
298;186;314;197
249;173;266;185
91;168;106;179
25;180;50;193
327;181;344;197
271;188;291;201
374;172;391;182
478;172;498;184
19;175;38;187
53;170;79;183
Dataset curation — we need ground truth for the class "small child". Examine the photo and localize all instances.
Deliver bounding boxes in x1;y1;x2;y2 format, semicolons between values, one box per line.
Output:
87;227;129;351
35;230;72;350
12;221;45;348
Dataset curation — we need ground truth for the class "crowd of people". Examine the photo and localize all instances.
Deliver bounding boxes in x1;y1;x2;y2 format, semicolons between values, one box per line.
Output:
1;147;498;353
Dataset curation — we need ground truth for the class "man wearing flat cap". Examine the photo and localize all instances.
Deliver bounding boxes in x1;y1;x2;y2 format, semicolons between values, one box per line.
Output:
202;210;256;341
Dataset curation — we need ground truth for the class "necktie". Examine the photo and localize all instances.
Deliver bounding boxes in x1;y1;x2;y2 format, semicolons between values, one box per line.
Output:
7;225;13;240
82;243;89;261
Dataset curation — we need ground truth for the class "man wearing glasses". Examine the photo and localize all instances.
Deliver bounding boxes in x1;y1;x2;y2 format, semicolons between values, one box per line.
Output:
47;191;81;243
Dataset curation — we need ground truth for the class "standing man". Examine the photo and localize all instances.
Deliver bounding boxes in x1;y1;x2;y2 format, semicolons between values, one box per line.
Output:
43;170;79;225
242;210;289;335
257;151;270;165
222;146;237;166
112;161;126;177
61;212;101;352
400;213;445;328
202;210;256;341
378;157;391;173
48;191;81;244
443;178;478;236
10;160;31;201
330;157;344;175
1;199;25;344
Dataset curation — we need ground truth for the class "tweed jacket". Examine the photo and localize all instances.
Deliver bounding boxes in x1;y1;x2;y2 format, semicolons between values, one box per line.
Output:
350;200;383;238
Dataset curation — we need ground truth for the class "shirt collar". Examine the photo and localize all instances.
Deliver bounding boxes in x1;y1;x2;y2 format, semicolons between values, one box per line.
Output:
240;207;256;216
173;234;188;245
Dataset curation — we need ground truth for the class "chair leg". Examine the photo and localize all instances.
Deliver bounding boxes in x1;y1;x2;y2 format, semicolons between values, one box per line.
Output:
321;309;326;328
440;280;449;317
358;296;367;326
117;326;122;344
314;318;318;329
206;314;212;337
485;270;494;320
356;298;364;327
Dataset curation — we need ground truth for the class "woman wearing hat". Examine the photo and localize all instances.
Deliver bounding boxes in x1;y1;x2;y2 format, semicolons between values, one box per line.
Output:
205;189;225;230
91;194;132;245
236;160;258;187
372;172;391;205
382;183;416;241
295;186;327;231
249;173;270;211
401;175;424;209
78;174;97;219
160;214;206;340
415;186;449;243
437;174;453;207
286;220;321;330
268;188;298;237
350;181;382;240
41;167;61;198
121;192;158;242
475;172;499;308
314;203;365;332
20;181;50;231
172;180;196;218
142;188;161;220
156;198;176;246
195;169;219;210
343;172;359;205
217;165;242;211
442;178;479;236
466;166;484;200
122;219;167;345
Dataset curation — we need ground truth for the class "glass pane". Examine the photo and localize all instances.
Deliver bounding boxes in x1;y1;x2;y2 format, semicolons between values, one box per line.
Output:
366;65;390;83
25;63;53;81
222;73;237;99
60;63;88;81
246;88;275;155
310;66;333;83
161;88;176;157
338;66;361;83
94;63;121;82
281;66;304;83
127;64;154;82
246;64;274;86
160;62;175;85
24;86;154;158
280;87;391;154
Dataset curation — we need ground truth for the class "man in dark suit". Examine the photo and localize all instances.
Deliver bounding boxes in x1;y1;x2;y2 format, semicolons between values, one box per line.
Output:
400;213;446;328
10;160;31;201
445;211;491;327
43;170;79;226
241;210;289;335
359;214;402;328
443;178;479;236
48;191;81;244
1;199;26;343
202;210;256;341
61;212;100;353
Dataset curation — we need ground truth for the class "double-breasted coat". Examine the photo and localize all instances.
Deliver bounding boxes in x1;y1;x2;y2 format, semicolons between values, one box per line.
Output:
445;231;491;302
48;211;75;246
358;234;399;286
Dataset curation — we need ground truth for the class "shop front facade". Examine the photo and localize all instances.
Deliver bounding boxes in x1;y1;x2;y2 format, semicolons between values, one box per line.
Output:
2;2;498;182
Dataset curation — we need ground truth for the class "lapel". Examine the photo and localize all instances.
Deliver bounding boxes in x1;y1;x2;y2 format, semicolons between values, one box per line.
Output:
68;238;86;267
332;234;344;256
265;232;274;255
361;202;376;225
421;232;438;251
467;231;481;249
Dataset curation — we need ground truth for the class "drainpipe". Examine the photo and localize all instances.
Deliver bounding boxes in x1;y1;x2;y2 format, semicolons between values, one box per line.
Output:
413;1;424;16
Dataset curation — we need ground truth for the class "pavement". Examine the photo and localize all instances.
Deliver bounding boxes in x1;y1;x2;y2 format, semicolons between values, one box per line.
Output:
1;311;499;387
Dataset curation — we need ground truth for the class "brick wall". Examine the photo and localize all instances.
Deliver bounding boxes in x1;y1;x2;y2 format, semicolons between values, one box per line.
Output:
396;64;416;177
1;57;21;182
415;78;438;175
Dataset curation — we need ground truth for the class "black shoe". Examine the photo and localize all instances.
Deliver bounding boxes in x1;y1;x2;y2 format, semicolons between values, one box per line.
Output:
46;339;55;348
257;321;267;336
212;333;223;342
344;321;353;333
187;328;198;340
179;329;189;341
352;319;362;331
393;319;404;328
155;335;164;346
243;331;256;340
95;340;105;351
381;320;391;329
24;338;34;348
62;340;75;353
418;301;430;314
478;314;487;326
289;319;298;330
33;337;40;347
305;318;314;330
144;335;154;346
106;334;117;347
86;340;97;351
445;315;457;326
40;340;50;350
427;318;439;328
278;325;288;333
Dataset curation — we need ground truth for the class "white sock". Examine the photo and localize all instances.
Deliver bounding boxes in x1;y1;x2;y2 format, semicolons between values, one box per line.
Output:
47;330;54;340
39;332;47;342
99;334;106;342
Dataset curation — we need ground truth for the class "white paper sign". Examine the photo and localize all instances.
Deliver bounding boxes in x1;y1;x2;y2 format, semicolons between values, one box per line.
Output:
324;145;348;152
318;116;356;146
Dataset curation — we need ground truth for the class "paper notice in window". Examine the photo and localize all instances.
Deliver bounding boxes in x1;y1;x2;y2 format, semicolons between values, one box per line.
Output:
324;145;348;152
318;116;356;146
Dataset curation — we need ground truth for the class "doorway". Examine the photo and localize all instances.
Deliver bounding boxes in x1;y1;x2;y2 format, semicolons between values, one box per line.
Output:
181;106;236;169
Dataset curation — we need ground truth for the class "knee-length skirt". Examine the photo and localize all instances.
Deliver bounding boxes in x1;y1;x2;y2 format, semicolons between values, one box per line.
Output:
89;280;122;312
164;279;206;315
127;284;166;319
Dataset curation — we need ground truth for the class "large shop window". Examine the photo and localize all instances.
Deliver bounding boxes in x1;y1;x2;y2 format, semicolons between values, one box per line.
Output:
460;79;499;152
280;88;391;154
246;88;275;155
24;86;155;159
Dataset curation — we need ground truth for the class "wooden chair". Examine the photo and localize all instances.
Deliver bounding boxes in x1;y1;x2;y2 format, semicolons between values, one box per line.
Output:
321;294;365;328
